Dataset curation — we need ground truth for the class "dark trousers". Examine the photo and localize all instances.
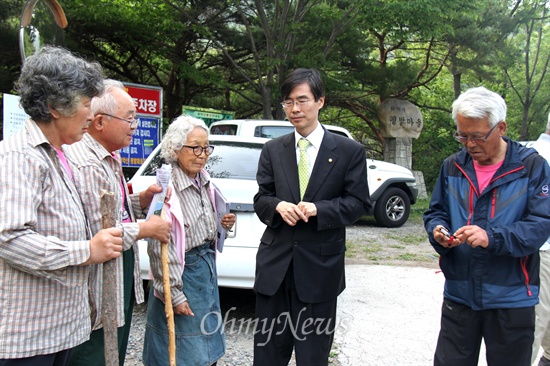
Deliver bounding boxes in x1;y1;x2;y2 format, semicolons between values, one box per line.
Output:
68;248;136;366
0;349;71;366
253;264;337;366
434;297;535;366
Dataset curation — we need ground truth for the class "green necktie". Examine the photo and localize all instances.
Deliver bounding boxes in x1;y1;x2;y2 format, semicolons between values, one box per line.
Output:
298;138;311;200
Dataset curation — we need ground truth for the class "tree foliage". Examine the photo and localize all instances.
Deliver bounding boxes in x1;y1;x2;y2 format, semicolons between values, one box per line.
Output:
1;0;549;191
503;0;550;139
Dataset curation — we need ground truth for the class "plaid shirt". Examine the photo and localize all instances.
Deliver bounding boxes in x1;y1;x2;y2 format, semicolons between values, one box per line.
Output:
65;133;145;330
0;120;92;358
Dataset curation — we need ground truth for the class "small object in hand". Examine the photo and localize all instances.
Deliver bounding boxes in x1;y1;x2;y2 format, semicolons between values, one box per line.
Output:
447;236;454;247
438;226;456;247
438;226;452;238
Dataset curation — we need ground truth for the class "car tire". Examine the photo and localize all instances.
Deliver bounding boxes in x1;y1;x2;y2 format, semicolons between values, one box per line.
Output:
373;187;410;228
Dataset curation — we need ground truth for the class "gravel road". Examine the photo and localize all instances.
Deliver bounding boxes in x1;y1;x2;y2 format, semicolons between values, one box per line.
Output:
125;289;262;366
123;218;438;365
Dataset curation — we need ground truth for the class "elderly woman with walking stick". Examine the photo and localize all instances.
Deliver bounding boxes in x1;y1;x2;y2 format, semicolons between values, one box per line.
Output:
143;115;235;366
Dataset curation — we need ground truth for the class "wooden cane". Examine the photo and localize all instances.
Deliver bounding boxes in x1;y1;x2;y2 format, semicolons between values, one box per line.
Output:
158;204;176;365
100;190;119;366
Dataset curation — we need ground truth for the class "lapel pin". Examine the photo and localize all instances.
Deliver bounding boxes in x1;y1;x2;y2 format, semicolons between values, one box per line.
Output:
328;158;333;163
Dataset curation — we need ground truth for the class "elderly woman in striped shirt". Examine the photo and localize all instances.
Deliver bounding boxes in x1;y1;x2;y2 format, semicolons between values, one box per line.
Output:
143;115;235;366
0;46;123;365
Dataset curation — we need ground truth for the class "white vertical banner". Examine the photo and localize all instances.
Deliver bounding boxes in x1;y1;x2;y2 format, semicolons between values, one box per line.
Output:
3;94;29;140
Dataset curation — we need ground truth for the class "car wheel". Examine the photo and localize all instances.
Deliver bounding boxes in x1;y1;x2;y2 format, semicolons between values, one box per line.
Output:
373;187;410;228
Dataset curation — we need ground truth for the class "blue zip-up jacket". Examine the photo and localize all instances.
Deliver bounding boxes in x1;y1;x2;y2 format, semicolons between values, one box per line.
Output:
424;138;550;310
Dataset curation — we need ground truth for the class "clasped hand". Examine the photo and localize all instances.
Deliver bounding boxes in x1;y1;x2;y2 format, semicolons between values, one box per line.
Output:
276;201;317;226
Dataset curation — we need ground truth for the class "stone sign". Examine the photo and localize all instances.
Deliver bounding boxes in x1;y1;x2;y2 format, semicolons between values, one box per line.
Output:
378;98;423;138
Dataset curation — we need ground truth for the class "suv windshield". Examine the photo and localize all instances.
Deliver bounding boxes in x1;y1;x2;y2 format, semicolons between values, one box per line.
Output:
207;141;263;180
142;140;263;180
253;126;293;138
210;123;351;139
210;124;238;135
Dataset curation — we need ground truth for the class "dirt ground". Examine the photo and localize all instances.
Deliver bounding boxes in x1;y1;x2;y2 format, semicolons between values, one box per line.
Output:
345;214;439;269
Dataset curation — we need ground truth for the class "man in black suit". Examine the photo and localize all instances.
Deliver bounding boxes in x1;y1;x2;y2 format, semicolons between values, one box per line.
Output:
253;68;371;366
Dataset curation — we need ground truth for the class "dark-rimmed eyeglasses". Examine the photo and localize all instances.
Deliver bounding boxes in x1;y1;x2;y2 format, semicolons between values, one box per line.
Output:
102;113;139;128
182;145;215;156
454;122;500;144
280;99;312;109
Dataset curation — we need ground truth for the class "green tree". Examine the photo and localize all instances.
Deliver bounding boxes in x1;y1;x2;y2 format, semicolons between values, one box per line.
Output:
442;1;520;99
503;0;550;139
0;0;24;92
62;0;239;120
198;0;362;120
321;0;464;151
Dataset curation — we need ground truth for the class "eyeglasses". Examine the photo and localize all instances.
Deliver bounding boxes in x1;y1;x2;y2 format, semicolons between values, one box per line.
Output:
454;122;500;144
102;113;139;128
182;145;215;156
281;99;312;109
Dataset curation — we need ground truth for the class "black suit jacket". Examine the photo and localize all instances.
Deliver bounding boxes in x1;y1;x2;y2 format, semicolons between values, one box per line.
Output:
253;127;371;303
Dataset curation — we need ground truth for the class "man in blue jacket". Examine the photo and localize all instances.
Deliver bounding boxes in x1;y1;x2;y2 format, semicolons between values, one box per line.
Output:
424;86;550;366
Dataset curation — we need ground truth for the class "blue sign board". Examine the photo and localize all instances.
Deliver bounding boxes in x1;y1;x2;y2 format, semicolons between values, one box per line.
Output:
120;116;160;167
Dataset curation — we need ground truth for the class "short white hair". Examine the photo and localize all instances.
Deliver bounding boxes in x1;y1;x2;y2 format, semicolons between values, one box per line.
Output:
91;79;126;116
452;86;507;127
160;115;209;164
546;111;550;133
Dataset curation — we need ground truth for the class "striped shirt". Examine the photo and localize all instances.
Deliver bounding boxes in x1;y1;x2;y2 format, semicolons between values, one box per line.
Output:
0;120;92;358
65;133;145;330
173;167;217;251
149;166;216;305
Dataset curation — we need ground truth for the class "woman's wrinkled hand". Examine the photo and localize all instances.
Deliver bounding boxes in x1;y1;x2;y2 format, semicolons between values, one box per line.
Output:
174;301;194;316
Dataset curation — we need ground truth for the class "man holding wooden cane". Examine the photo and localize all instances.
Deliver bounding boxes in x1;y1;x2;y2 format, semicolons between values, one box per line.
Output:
65;80;171;366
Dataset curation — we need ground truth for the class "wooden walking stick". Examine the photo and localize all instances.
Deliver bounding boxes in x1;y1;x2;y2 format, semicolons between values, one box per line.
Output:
155;203;176;365
148;164;175;364
100;190;119;366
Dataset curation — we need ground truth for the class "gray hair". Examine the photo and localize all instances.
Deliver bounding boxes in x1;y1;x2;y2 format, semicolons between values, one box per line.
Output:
160;115;209;164
91;79;126;116
546;111;550;133
15;46;104;122
452;86;507;127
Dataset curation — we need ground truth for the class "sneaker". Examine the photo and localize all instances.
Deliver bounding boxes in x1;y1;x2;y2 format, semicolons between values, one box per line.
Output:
539;356;550;366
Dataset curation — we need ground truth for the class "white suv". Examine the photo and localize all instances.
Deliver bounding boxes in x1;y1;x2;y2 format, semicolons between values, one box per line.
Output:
210;119;353;139
209;119;418;227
